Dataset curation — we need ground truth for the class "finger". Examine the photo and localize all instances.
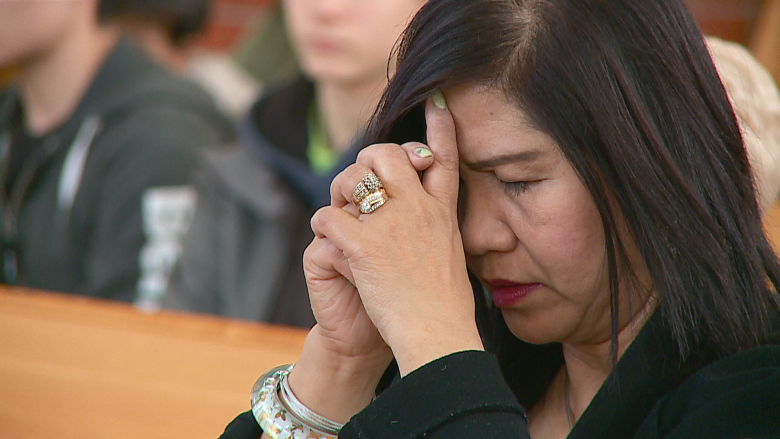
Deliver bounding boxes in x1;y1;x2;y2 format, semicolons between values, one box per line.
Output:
422;91;460;211
330;162;378;214
303;236;357;286
400;142;435;174
310;206;365;260
355;143;426;200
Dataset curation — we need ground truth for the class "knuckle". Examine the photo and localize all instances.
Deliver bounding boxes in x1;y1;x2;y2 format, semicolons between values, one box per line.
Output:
356;145;376;163
358;143;402;164
413;208;436;231
310;207;333;232
331;165;362;195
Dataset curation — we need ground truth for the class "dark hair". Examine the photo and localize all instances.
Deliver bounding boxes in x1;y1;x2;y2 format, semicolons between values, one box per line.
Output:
365;0;780;409
98;0;211;46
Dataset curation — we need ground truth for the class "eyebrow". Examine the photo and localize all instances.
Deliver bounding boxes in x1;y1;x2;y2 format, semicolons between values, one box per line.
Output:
463;150;547;171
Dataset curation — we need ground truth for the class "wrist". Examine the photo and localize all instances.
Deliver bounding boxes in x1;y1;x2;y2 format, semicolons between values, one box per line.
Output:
390;322;484;376
287;326;393;423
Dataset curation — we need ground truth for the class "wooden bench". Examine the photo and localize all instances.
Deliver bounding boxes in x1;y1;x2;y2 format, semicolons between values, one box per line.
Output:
0;287;307;439
3;199;780;438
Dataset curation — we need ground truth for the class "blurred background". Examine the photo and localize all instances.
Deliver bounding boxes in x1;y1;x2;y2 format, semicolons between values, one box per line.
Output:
2;0;779;98
190;0;780;81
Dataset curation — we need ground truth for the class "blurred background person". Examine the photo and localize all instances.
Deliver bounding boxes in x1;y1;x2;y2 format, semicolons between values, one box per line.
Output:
101;0;260;120
99;0;210;73
233;3;300;88
163;0;427;326
0;0;233;304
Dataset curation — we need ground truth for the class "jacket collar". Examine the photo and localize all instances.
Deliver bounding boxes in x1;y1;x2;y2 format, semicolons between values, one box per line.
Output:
240;77;361;209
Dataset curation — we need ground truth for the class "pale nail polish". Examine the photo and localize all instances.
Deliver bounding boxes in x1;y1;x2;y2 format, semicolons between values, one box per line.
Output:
414;146;433;158
432;90;447;110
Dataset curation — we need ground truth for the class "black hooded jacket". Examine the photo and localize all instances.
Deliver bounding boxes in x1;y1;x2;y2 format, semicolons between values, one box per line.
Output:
0;38;233;302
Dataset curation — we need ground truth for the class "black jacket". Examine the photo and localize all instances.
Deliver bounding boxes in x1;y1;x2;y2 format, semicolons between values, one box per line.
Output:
220;311;780;438
0;38;233;302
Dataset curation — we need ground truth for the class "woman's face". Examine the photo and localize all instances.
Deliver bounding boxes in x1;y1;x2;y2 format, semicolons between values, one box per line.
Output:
282;0;424;85
450;84;632;346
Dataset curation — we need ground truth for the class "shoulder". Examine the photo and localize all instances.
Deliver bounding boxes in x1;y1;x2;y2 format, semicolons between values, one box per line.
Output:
90;40;235;147
195;144;306;221
639;344;780;437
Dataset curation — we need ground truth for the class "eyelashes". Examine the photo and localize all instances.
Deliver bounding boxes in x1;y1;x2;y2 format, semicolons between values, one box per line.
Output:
501;180;531;196
458;174;538;197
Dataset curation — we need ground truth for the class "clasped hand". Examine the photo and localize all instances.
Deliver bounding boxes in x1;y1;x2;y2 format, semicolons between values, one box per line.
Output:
304;96;484;382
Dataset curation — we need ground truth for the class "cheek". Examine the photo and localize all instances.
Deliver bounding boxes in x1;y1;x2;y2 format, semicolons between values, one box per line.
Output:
544;214;604;277
349;27;400;68
523;184;606;288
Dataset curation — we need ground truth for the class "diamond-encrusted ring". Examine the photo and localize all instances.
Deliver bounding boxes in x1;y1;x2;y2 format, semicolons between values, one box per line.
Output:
362;171;383;192
358;189;388;214
352;181;370;206
352;172;388;214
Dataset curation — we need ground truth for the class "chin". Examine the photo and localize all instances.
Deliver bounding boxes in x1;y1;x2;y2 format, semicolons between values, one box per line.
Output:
502;311;567;345
304;62;375;86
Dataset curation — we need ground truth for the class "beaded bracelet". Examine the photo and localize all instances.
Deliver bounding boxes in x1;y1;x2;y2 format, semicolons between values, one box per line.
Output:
250;364;341;439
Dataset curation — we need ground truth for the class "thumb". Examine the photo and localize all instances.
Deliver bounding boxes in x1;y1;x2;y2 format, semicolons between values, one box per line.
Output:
422;90;459;211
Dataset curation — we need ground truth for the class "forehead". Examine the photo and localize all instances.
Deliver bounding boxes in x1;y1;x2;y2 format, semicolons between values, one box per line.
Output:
444;85;560;166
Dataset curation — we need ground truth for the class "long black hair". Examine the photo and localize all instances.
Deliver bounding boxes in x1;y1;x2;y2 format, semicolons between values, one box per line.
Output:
364;0;780;409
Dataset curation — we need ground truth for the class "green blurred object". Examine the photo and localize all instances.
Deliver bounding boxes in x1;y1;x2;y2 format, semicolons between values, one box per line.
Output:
233;4;300;85
306;103;337;175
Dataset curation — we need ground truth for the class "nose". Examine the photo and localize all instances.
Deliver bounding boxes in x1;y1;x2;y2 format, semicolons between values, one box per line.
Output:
459;188;517;257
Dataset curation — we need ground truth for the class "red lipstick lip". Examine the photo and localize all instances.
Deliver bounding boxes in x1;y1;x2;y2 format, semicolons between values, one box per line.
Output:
485;280;541;307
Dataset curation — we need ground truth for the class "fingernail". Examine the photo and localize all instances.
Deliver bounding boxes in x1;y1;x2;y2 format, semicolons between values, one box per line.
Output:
413;146;433;158
432;90;447;110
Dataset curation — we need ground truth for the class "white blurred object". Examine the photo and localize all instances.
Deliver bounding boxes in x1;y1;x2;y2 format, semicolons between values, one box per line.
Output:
707;36;780;214
188;51;262;120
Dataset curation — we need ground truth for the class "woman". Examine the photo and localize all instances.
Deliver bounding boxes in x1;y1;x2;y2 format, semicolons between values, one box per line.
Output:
222;0;780;437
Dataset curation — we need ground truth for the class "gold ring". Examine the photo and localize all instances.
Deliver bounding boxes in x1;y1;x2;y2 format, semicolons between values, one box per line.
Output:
352;181;370;206
358;188;388;214
362;171;383;192
352;172;386;207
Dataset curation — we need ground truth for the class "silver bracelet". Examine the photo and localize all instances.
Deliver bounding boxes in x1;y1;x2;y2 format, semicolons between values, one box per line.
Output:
250;363;342;439
279;367;345;435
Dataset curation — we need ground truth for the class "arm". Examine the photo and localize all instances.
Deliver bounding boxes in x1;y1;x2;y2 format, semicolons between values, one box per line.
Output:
342;351;529;439
220;352;529;439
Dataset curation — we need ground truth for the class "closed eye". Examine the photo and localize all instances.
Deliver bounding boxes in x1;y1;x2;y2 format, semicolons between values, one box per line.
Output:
500;180;535;196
